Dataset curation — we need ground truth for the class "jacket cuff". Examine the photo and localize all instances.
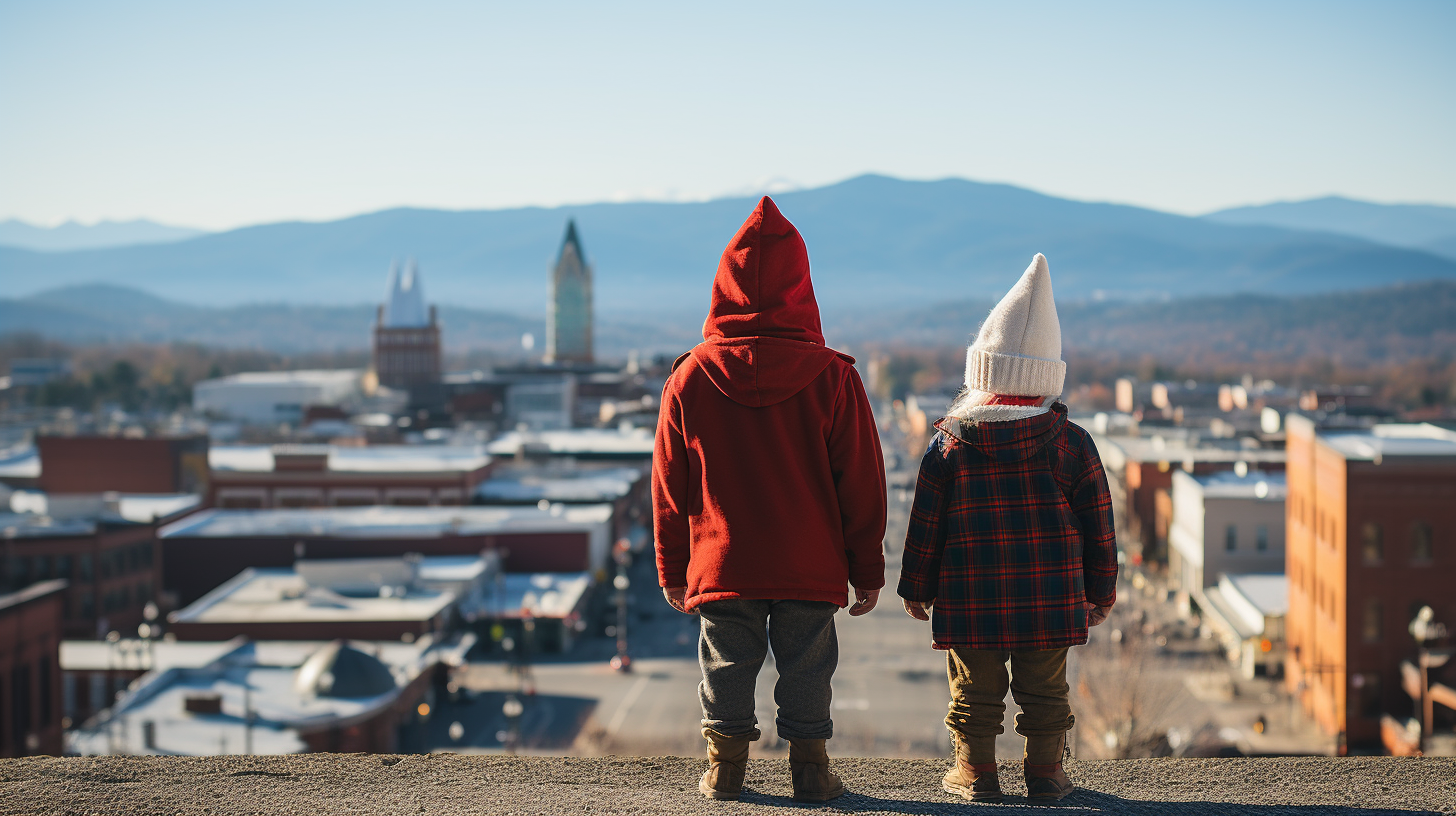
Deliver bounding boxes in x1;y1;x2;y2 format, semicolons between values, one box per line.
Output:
849;571;886;592
1086;587;1117;608
896;577;934;603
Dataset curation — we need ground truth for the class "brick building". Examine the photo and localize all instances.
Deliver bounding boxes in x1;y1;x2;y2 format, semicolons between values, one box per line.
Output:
1095;431;1285;568
158;505;613;606
36;435;209;496
373;260;441;390
0;580;66;756
206;444;493;509
167;567;455;642
1285;416;1456;750
1;514;163;640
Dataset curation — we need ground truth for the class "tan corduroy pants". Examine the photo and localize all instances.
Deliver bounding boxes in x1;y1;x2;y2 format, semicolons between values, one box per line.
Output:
944;647;1074;752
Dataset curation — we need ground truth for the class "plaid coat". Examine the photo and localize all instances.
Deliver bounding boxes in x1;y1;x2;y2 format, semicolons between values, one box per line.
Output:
897;404;1118;651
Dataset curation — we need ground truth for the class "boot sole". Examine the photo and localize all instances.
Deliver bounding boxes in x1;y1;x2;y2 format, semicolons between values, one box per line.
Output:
791;784;845;804
1026;785;1075;802
699;783;740;801
943;781;1003;802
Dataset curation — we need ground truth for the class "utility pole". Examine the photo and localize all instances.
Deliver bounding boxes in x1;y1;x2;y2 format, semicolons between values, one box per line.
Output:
244;682;254;755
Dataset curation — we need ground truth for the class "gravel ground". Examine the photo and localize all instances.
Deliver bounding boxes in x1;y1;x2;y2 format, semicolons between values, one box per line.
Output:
0;755;1452;815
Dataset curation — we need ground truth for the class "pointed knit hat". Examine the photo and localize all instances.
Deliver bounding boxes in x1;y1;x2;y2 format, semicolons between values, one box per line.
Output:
964;253;1065;397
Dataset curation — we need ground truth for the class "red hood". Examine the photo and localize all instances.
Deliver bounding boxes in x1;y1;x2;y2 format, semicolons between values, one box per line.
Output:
691;197;846;407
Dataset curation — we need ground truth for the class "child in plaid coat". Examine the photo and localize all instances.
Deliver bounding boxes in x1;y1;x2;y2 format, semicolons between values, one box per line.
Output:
898;254;1118;803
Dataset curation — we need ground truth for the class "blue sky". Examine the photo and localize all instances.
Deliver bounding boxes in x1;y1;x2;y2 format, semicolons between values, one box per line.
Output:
1;1;1452;230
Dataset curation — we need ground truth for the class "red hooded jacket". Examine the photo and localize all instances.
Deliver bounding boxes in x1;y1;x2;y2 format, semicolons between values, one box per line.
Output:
653;197;887;611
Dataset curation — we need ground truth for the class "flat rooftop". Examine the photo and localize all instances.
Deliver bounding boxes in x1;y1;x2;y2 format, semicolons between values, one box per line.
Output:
210;444;491;473
487;427;654;458
170;568;456;626
1182;469;1288;500
0;511;102;539
1099;433;1286;465
2;755;1450;815
158;504;614;539
67;637;471;757
0;446;39;479
1322;422;1456;461
475;466;644;503
197;369;362;386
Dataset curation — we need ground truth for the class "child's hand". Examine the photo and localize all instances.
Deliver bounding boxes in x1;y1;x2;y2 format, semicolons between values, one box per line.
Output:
903;598;933;621
849;588;880;616
1085;602;1112;626
663;587;697;615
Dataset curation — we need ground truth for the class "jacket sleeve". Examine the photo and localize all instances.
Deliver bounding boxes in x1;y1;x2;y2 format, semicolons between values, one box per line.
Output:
897;434;949;603
652;383;692;589
1071;436;1119;608
828;366;887;591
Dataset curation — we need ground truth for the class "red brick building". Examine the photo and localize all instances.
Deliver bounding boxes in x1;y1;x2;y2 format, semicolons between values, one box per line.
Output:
207;445;493;509
2;516;162;640
373;260;441;390
1285;415;1456;750
37;435;209;496
0;580;66;756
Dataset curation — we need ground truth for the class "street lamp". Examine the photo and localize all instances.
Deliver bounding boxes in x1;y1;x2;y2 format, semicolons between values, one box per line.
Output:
611;538;632;673
502;694;524;754
1409;606;1451;756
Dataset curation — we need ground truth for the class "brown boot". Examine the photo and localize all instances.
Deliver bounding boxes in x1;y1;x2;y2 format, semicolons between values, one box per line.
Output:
787;738;845;803
699;727;756;800
1023;732;1074;801
942;733;1001;802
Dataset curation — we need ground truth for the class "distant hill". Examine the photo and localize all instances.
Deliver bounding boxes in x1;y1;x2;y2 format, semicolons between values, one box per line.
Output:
4;176;1455;315
831;280;1456;366
0;284;698;357
1204;197;1456;261
0;218;207;252
4;281;1451;369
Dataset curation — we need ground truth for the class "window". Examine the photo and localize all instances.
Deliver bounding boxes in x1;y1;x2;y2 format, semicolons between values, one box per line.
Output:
1355;674;1382;719
1363;599;1382;643
1256;526;1269;552
80;594;94;619
1226;525;1238;552
1362;522;1383;565
1411;522;1433;564
8;558;28;587
77;555;93;583
38;659;51;727
56;556;72;580
11;664;31;748
33;556;51;580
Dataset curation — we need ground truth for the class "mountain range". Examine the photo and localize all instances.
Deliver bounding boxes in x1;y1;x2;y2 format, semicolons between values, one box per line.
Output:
0;219;207;252
1205;197;1456;259
4;175;1456;316
4;280;1450;368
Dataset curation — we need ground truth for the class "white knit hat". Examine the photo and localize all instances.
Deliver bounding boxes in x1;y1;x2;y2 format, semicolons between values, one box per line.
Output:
964;253;1065;397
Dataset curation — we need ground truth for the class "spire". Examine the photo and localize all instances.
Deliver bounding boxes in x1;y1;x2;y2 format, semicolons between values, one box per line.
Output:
556;219;586;269
382;258;430;327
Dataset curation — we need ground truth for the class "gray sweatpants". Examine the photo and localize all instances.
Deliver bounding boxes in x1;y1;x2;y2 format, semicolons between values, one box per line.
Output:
697;598;839;741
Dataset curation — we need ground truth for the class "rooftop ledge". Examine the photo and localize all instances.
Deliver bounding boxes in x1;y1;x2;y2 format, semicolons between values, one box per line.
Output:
3;755;1454;816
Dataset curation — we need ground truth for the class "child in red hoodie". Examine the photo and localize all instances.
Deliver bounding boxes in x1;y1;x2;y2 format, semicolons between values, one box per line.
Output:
654;197;887;804
898;254;1118;803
